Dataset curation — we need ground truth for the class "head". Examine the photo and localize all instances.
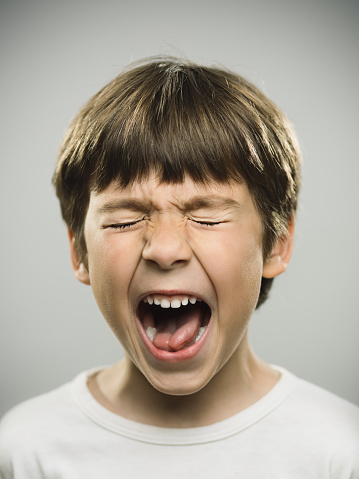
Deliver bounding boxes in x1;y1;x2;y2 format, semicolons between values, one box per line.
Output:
53;57;301;308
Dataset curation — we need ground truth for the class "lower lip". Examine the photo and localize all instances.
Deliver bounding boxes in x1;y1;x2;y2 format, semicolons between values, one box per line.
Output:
138;319;212;363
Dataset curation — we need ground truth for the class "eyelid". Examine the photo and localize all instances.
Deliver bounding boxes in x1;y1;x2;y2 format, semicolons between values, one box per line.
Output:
103;218;146;230
189;218;223;227
103;215;226;230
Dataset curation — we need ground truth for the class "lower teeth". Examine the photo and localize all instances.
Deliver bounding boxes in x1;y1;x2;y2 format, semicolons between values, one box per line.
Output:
195;326;206;342
146;327;157;342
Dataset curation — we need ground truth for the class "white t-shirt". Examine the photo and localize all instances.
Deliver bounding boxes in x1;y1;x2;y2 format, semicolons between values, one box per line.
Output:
0;366;358;478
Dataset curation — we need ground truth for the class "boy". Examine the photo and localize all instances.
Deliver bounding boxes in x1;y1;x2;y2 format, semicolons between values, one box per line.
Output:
0;57;358;478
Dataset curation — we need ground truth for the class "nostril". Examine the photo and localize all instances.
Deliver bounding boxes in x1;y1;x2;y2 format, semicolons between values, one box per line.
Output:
143;255;191;270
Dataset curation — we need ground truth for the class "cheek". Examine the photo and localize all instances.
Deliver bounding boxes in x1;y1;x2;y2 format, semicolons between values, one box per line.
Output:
221;249;263;311
213;238;264;360
86;235;141;319
198;232;264;313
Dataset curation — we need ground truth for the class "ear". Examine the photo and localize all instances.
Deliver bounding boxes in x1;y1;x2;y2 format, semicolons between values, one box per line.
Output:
262;217;295;279
68;229;90;285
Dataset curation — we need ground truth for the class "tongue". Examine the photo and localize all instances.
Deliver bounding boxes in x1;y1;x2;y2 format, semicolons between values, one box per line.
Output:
153;306;202;352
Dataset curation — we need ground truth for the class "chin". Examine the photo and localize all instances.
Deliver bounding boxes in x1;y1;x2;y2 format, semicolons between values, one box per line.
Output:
145;369;212;397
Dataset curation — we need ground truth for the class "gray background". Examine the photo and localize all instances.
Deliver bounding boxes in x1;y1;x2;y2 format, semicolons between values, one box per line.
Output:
1;0;358;417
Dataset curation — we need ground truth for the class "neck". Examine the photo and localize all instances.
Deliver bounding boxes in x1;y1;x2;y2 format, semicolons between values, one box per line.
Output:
88;334;280;428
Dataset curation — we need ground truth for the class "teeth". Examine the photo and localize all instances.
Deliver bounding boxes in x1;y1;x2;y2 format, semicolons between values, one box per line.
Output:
195;326;206;342
144;295;201;308
146;326;156;342
160;298;171;308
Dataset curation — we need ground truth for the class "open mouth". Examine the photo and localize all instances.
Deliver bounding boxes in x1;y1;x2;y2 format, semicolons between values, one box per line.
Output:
137;294;211;353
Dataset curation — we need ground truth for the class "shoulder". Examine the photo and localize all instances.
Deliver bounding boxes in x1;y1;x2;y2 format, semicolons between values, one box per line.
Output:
280;369;359;430
276;370;359;475
0;381;72;446
290;375;359;427
0;371;98;478
0;374;88;477
266;368;359;444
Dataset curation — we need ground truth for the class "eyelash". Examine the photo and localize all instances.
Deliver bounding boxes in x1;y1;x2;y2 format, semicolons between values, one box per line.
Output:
106;219;222;230
190;219;222;227
107;220;144;230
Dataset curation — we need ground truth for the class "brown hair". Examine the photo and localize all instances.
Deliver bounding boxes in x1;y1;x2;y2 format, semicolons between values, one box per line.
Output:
53;57;301;307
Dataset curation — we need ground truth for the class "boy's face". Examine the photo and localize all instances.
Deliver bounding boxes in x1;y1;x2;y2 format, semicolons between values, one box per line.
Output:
72;174;287;396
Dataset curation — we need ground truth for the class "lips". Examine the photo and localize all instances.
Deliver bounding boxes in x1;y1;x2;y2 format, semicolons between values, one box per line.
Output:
137;292;212;361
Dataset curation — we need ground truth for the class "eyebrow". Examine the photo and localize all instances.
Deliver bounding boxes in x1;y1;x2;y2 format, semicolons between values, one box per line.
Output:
96;198;152;215
96;195;240;215
181;195;240;212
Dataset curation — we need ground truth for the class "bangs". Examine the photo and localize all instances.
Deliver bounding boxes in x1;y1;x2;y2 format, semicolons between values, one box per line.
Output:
88;61;265;192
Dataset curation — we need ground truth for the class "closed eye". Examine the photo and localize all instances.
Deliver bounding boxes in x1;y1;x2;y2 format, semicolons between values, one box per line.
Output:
104;219;145;230
190;219;223;227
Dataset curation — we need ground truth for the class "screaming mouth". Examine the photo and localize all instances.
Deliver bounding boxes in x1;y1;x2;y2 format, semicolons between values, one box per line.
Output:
137;295;211;352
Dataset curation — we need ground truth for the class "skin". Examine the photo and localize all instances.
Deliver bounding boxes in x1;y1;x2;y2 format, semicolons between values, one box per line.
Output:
69;174;293;427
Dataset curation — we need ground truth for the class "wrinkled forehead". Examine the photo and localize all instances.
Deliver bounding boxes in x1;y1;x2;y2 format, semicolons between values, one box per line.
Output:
87;173;256;216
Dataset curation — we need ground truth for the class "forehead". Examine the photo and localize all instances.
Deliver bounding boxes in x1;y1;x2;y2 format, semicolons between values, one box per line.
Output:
89;175;255;211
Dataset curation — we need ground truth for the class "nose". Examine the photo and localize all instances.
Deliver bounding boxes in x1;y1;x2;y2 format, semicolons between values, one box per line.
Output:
142;219;192;270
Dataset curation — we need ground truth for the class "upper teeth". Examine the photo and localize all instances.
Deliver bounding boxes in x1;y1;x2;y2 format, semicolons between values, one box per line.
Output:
144;295;200;308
